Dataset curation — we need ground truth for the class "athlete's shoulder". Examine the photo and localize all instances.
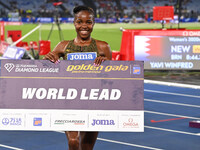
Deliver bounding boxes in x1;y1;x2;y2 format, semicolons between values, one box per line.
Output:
58;40;71;47
94;39;110;50
94;39;111;58
54;40;70;50
95;39;109;46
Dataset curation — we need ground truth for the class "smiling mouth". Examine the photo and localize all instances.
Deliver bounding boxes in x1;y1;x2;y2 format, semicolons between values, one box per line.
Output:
80;31;89;34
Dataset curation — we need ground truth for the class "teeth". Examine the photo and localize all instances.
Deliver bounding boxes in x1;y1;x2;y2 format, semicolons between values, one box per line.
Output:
81;31;88;34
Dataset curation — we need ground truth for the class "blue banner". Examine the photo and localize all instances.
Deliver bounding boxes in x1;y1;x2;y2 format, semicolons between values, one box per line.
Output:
0;17;198;23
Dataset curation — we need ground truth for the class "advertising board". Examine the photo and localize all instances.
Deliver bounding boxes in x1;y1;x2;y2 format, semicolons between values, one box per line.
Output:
0;60;144;131
120;29;200;70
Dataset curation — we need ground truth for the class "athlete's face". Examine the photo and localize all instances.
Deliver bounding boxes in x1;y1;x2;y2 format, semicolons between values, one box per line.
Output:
74;10;94;40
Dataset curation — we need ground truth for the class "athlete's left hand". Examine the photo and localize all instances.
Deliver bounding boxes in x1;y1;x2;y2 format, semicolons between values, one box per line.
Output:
93;56;107;66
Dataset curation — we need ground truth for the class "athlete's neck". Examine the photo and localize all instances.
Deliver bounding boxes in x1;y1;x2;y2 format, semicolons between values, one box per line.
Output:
74;37;92;45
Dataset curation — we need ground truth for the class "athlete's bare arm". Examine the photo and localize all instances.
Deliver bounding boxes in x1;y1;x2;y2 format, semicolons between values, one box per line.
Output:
94;40;112;66
43;41;69;62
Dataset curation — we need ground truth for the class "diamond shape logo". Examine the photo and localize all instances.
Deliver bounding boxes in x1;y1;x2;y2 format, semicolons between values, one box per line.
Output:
4;63;15;72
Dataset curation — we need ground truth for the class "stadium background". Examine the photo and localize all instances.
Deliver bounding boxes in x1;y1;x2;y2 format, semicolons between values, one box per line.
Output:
0;1;200;150
1;0;200;84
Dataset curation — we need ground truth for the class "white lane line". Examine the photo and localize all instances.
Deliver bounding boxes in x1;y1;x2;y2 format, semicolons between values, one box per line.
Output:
97;137;163;150
54;130;64;133
145;126;200;136
145;110;200;120
54;131;163;150
145;99;200;108
144;79;200;89
0;144;24;150
144;89;200;98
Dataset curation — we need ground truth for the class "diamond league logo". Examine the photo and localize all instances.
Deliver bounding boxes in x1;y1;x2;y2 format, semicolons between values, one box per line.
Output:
4;63;15;72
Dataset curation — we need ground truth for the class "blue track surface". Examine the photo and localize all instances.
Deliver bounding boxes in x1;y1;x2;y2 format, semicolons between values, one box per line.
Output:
0;83;199;150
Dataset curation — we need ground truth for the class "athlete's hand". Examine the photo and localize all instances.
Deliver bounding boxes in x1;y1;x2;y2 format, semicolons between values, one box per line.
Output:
43;52;60;64
93;56;107;66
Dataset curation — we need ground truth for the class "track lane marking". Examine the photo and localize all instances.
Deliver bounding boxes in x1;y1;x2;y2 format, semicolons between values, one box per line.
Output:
145;110;200;120
97;137;164;150
144;80;200;89
145;126;200;136
145;111;200;135
54;131;163;150
151;117;187;123
144;89;200;98
0;144;24;150
145;98;200;108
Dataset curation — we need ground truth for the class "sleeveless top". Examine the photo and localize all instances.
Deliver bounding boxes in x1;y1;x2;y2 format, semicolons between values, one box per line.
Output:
64;38;99;59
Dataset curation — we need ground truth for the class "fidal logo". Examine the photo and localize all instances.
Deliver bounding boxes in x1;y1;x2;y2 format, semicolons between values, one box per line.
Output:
133;66;141;74
33;118;42;126
4;63;15;72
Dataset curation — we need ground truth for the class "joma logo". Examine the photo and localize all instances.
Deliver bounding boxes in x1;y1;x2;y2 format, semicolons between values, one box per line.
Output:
67;52;97;60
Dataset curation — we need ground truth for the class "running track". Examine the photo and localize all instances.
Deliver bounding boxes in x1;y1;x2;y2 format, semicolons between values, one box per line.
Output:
0;83;199;150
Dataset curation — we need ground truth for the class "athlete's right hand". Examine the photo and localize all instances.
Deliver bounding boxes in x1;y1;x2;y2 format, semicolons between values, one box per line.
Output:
43;52;60;64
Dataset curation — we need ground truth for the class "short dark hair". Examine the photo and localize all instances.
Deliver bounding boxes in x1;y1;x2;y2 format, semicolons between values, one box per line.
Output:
73;5;94;17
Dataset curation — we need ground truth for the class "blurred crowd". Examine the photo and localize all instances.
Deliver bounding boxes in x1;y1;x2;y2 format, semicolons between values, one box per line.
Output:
0;0;199;22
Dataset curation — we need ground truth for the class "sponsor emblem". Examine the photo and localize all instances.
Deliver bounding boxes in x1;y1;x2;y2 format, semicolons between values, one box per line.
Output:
67;52;97;60
54;120;85;125
91;119;115;126
4;63;15;72
133;66;141;74
2;118;9;125
123;118;139;128
33;118;42;126
2;118;22;126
